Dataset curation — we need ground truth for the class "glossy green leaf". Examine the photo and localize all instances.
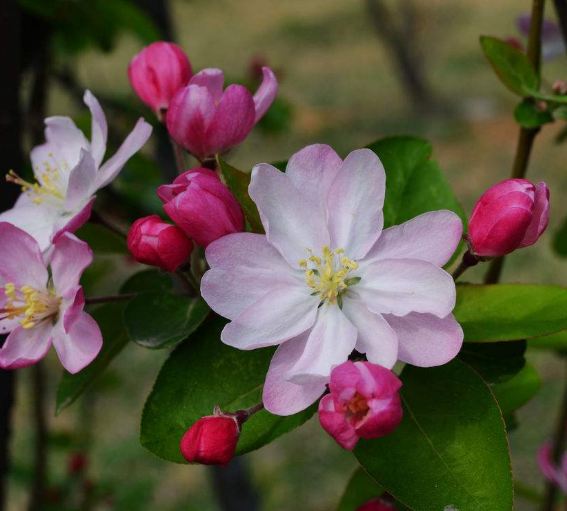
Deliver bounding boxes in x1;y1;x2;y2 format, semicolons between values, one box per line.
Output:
75;223;128;254
458;341;526;384
514;99;553;128
355;359;513;511
337;468;383;511
140;318;315;463
480;36;539;96
124;292;209;349
119;269;174;294
56;302;129;415
529;330;567;353
219;158;264;233
492;363;540;415
455;284;567;342
525;87;567;105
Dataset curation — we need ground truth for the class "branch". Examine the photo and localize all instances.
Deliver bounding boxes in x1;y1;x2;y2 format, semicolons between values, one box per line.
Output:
552;0;567;62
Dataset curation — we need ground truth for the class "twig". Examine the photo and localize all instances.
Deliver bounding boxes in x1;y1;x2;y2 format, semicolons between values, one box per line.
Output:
451;250;479;281
552;0;567;63
85;293;137;305
90;211;128;240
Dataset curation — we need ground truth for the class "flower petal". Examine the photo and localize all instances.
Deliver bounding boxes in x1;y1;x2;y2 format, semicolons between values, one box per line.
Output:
326;149;385;259
83;90;108;167
96;118;152;189
221;287;318;349
342;298;398;368
50;233;93;296
52;312;102;374
0;204;58;253
44;116;89;170
52;197;96;245
189;68;225;104
357;258;456;318
318;394;359;450
285;144;342;214
385;312;463;367
362;210;463;268
0;222;47;288
65;150;97;211
252;67;278;124
520;181;550;247
249;164;330;267
287;304;357;384
262;332;327;416
0;323;52;370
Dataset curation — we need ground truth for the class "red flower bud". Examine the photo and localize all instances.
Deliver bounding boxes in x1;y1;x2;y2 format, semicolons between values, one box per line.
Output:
356;498;396;511
180;413;240;466
128;42;192;116
468;179;549;258
127;215;193;272
67;452;87;475
157;168;244;248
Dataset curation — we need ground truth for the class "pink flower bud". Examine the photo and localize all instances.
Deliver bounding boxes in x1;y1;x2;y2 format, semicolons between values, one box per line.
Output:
468;179;549;258
157;168;244;248
180;413;240;466
127;215;194;272
356;498;396;511
67;452;87;476
128;42;192;116
166;67;277;160
538;441;567;493
318;361;403;451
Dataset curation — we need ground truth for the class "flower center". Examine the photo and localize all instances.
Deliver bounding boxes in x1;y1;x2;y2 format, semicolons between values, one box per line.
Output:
346;392;370;418
1;283;60;330
299;246;359;306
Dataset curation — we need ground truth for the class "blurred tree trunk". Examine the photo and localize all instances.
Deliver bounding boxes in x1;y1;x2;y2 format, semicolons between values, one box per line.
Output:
0;1;22;509
364;0;444;115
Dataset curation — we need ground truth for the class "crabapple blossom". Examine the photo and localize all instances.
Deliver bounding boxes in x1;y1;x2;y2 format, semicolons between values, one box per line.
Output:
468;179;549;258
0;90;152;252
127;215;194;272
0;223;102;374
166;67;277;160
201;144;464;416
318;361;403;450
128;41;192;116
157;168;244;248
538;441;567;494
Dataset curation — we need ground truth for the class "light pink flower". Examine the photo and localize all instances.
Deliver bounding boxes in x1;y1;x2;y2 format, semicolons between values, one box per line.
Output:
201;144;464;416
538;441;567;494
0;90;152;252
0;223;102;373
166;67;277;160
318;361;402;450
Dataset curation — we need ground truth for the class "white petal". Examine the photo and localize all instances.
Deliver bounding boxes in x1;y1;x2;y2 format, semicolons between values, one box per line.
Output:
64;150;97;211
44;116;89;170
0;206;57;255
84;90;108;168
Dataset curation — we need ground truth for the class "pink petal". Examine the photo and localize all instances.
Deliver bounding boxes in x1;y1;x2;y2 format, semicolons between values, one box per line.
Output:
353;361;402;398
0;323;52;370
0;223;47;289
96;118;152;189
52;312;102;374
83;90;108;167
357;258;456;318
287;305;357;384
189;68;225;104
50;233;93;296
64;150;97;211
262;332;327;416
44;116;89;170
327;149;385;259
363;211;463;268
0;289;24;334
0;204;58;253
385;312;463;367
519;181;550;247
342;299;398;369
318;394;359;450
355;392;403;440
204;84;255;156
61;286;85;333
221;287;318;350
328;360;360;404
252;66;278;124
285;144;342;214
52;197;96;245
249;164;330;267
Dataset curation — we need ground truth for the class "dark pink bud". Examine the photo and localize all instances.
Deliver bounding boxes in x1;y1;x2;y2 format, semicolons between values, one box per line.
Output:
356;498;396;511
128;42;192;116
468;179;550;258
504;37;525;53
67;452;87;475
166;67;277;160
180;413;240;466
157;168;244;248
318;361;403;451
127;215;193;272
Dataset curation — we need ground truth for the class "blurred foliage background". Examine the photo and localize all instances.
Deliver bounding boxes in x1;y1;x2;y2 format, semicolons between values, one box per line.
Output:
2;0;567;509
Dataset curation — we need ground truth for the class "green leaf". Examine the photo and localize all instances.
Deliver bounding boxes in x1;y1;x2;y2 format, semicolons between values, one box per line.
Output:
455;284;567;342
124;292;209;349
119;269;174;294
492;363;540;415
480;36;539;96
355;359;513;511
75;223;128;254
219;158;264;234
140;317;315;463
529;330;567;353
525;87;567;105
458;341;526;384
55;302;129;415
514;99;553;128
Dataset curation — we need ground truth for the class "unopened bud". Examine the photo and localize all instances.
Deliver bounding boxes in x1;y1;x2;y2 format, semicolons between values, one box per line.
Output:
356;497;396;511
553;79;567;95
67;452;87;475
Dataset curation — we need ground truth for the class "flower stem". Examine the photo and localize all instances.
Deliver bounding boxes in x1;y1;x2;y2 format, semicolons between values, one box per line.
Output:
451;250;479;281
90;211;127;240
170;137;187;175
552;0;567;59
484;0;545;284
85;293;137;306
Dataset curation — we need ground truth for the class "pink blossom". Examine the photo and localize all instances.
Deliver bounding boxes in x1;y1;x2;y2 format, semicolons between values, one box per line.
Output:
157;168;244;248
201;144;464;416
538;441;567;494
318;361;402;450
355;498;396;511
166;67;277;160
0;223;102;373
127;215;193;272
128;41;192;116
0;91;152;252
468;178;549;258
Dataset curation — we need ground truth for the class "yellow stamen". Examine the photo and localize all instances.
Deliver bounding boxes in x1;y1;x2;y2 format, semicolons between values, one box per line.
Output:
1;283;60;329
5;161;65;204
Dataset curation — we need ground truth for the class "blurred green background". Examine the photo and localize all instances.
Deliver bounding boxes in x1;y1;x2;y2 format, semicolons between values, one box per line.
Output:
5;0;567;509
